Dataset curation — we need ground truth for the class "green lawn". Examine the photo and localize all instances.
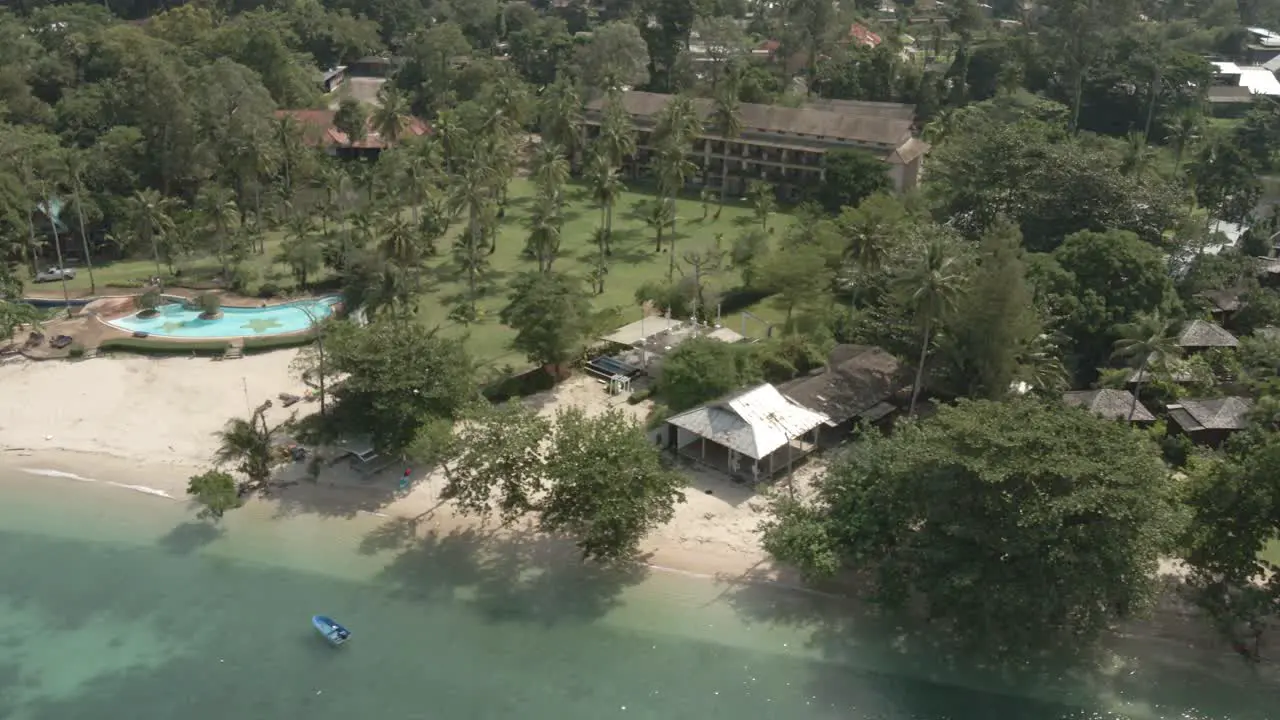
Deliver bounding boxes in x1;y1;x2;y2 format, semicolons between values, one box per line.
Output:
40;179;790;370
411;178;781;369
1263;539;1280;567
35;231;295;295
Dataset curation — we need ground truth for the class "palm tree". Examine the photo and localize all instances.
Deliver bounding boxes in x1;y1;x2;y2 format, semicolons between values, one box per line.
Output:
538;76;584;161
525;192;563;273
433;110;468;174
653;94;703;148
379;211;420;269
449;156;498;318
1112;311;1181;421
58;148;98;295
127;189;178;277
895;236;969;415
196;185;240;276
278;216;323;290
654;138;698;280
373;86;413;147
747;180;775;231
214;404;277;493
38;193;72;315
709;84;743;214
531;142;570;201
596;94;637;169
645;199;674;255
587;151;624;256
273;114;307;206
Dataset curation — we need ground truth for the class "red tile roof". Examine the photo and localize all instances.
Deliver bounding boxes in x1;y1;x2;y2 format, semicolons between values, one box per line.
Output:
847;23;882;48
275;109;430;150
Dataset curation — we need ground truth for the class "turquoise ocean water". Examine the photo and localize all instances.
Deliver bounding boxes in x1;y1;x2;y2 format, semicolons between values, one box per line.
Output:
0;468;1272;720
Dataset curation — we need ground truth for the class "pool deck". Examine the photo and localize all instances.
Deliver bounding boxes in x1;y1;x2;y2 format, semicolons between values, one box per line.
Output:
10;293;338;361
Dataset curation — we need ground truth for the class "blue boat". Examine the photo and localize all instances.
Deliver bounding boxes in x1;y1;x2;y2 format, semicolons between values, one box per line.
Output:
312;615;351;646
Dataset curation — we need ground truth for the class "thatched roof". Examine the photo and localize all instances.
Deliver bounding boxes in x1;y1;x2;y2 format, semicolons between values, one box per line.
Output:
1168;397;1253;432
1199;289;1243;313
1062;389;1155;422
779;345;902;425
1177;319;1239;349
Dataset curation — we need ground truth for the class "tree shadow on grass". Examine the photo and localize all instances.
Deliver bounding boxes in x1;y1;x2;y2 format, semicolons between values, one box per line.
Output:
372;523;650;627
573;229;655;267
156;521;224;555
718;573;1278;720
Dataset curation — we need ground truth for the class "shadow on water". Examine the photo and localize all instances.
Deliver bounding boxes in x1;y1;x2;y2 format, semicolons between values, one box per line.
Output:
157;521;224;555
720;575;1278;720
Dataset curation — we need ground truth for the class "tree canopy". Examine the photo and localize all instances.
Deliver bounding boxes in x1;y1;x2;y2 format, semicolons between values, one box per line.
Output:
762;399;1181;656
324;317;476;453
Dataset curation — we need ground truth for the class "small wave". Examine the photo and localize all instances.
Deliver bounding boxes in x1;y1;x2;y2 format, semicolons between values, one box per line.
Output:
19;467;175;499
104;481;174;499
20;468;97;483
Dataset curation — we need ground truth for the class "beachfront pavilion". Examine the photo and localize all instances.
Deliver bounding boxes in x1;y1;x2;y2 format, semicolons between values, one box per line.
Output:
596;316;747;379
663;383;828;482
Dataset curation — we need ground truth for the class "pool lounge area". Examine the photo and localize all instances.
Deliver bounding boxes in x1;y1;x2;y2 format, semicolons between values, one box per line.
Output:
106;297;341;339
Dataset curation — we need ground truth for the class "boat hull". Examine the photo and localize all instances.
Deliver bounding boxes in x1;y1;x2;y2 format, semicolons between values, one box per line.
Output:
311;615;350;646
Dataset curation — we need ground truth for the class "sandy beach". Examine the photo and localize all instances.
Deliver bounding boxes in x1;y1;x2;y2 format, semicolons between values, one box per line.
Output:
0;351;785;579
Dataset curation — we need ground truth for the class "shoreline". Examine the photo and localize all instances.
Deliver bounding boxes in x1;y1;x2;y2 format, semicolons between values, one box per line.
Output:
2;353;1277;694
0;445;787;585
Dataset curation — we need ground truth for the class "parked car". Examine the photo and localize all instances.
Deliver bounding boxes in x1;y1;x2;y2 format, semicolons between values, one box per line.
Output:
34;267;76;283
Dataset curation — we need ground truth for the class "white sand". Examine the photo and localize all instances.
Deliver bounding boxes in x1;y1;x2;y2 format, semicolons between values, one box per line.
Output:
1;354;1274;671
0;353;780;577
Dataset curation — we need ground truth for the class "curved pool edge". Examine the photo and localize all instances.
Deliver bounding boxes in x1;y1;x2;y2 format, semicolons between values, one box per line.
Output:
100;296;343;342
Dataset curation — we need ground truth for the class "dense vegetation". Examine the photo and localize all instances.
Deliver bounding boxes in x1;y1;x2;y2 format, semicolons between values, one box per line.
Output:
4;0;1280;667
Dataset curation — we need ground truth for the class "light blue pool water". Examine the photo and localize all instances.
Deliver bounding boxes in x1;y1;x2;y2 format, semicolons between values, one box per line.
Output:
107;297;340;339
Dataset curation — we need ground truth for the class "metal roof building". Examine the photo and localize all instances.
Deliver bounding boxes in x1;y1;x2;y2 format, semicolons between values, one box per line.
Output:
663;384;828;481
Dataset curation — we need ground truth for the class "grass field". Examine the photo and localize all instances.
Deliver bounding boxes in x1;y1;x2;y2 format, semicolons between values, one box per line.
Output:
1263;539;1280;567
417;178;780;368
31;179;791;369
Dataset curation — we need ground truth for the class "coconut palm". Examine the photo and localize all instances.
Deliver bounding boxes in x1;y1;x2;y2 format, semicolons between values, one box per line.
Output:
525;192;563;273
379;211;420;268
373;86;414;146
596;95;637;169
272;114;308;206
895;235;969;416
653;94;703;148
645;198;674;255
709;83;743;214
1112;311;1181;421
38;192;72;315
196;185;240;276
531;142;570;201
449;155;498;317
539;76;584;159
278;216;323;290
57;148;98;294
586;151;625;256
126;189;178;277
433;109;468;174
213;405;277;493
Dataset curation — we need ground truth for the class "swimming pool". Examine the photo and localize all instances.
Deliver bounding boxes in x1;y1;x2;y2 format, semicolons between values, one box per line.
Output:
107;297;341;339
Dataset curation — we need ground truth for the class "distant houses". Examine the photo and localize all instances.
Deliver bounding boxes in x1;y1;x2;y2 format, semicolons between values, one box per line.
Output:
1063;389;1155;424
1167;397;1254;446
275;109;429;160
